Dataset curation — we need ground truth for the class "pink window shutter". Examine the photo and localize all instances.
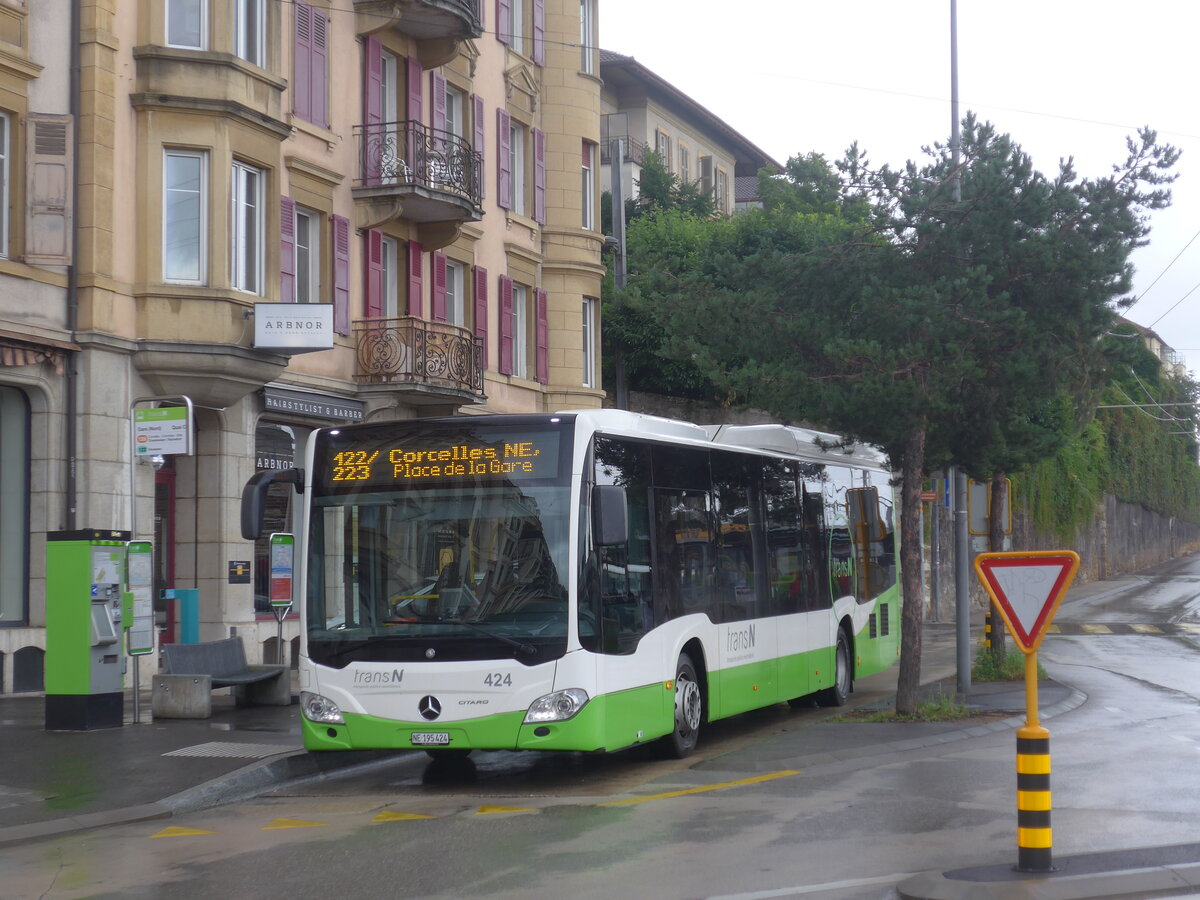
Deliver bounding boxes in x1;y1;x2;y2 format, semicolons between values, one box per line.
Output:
533;127;546;224
293;2;312;120
364;36;384;185
535;288;548;384
310;8;329;128
473;266;488;369
498;275;514;375
407;241;423;316
532;0;545;65
497;108;511;209
432;251;448;322
431;71;447;151
472;94;485;199
280;196;296;302
332;215;350;334
497;0;511;45
365;229;383;318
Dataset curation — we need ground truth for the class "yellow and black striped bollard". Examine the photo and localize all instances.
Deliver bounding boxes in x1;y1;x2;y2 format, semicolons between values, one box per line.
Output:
1015;724;1053;872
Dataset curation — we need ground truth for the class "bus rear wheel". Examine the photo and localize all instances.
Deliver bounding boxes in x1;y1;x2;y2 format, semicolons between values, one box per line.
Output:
816;628;851;707
663;652;703;759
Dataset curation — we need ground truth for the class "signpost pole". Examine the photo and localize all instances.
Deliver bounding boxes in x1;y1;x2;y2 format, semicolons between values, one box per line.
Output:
974;550;1079;875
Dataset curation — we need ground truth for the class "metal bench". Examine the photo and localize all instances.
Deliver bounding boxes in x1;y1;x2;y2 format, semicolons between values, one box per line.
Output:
151;636;290;719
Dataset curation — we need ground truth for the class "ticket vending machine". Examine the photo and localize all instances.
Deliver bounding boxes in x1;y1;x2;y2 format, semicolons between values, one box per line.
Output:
45;529;131;730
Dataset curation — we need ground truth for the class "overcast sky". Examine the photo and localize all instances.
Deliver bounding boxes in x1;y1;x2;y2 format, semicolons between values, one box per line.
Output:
599;0;1200;392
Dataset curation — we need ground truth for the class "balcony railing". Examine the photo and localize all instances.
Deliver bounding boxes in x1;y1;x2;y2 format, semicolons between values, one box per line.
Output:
599;135;647;166
355;120;482;219
355;316;484;397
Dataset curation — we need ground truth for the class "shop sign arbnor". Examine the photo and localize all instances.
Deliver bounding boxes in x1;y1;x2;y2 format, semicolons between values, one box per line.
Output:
253;303;334;352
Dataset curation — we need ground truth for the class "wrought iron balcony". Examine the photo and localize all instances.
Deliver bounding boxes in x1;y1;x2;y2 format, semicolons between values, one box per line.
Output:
354;0;482;42
355;316;485;401
354;121;482;223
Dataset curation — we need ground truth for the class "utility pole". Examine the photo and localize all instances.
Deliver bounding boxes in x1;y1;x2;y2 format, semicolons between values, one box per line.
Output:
950;0;972;699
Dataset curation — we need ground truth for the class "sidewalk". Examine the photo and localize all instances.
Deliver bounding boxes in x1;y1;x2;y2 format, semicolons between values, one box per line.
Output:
1;570;1199;899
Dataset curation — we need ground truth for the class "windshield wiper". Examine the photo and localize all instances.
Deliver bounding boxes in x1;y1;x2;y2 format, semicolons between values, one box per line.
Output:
434;617;537;657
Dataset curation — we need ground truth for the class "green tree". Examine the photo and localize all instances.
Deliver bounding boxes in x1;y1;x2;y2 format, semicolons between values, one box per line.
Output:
627;120;1178;713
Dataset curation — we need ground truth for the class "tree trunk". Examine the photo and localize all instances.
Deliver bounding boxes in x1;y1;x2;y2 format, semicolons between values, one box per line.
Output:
895;424;927;716
988;475;1008;661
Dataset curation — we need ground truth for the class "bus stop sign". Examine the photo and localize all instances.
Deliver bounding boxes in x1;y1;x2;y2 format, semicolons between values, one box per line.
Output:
974;551;1080;653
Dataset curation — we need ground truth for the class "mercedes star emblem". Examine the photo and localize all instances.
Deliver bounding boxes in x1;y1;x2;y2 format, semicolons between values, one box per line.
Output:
418;696;442;721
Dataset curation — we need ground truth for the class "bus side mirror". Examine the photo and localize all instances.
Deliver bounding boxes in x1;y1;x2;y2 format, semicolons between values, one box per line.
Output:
592;484;628;547
241;468;305;540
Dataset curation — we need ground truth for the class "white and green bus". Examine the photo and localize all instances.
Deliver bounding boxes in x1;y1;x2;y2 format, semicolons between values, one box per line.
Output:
241;410;900;758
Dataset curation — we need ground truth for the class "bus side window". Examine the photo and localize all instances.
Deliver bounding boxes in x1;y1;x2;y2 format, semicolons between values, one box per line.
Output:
764;459;805;616
592;436;654;654
713;451;765;624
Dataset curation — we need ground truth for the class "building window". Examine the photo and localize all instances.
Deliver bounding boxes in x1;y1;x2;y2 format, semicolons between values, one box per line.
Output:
581;141;595;230
234;0;265;67
445;85;464;139
508;0;526;54
510;120;526;215
231;160;264;294
655;129;671;171
446;259;466;326
163;149;206;284
0;112;9;259
715;167;729;214
294;206;320;302
580;0;595;74
167;0;206;49
512;282;529;379
582;297;597;388
0;386;29;625
381;235;399;317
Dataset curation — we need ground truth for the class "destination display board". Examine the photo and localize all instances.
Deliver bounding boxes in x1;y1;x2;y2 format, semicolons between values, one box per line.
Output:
313;420;571;493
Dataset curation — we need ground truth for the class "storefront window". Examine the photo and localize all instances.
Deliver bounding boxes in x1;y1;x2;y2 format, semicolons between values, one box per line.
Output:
254;424;299;612
0;387;29;624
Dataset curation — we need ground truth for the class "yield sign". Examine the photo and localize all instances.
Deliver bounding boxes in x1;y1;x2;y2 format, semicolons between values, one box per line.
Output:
973;551;1081;653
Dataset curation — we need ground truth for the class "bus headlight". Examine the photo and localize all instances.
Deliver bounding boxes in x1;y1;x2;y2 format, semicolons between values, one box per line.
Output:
524;688;589;724
301;691;344;725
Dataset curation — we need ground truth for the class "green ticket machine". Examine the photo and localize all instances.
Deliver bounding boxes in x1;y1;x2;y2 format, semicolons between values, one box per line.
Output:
45;529;131;731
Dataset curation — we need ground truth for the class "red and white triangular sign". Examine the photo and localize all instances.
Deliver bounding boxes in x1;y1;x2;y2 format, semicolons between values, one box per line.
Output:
973;551;1081;653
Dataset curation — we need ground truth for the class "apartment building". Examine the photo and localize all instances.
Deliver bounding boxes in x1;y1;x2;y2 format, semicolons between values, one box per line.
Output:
598;50;780;214
0;0;604;693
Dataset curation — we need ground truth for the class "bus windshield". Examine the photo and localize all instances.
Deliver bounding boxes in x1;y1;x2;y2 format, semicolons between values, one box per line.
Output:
306;420;574;666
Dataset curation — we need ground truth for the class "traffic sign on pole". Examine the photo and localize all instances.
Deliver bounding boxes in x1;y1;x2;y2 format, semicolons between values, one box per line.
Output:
973;551;1080;653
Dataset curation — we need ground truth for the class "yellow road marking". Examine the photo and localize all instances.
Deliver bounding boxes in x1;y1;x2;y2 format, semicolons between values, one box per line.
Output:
373;811;435;822
1130;624;1164;634
599;769;800;807
1080;624;1112;634
475;805;536;815
1044;625;1060;633
151;826;215;838
262;817;328;830
1178;624;1200;634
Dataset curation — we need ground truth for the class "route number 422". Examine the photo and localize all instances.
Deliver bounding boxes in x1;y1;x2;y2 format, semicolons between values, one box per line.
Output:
484;672;513;687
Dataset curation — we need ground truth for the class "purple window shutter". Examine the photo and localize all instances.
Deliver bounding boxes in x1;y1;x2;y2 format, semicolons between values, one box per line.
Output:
533;128;546;224
535;288;548;384
332;215;350;335
498;275;513;375
497;0;511;45
431;72;447;149
293;2;312;120
310;7;329;128
432;251;448;322
407;241;423;316
473;265;488;369
364;37;383;186
407;57;423;122
365;229;383;318
532;0;545;65
472;94;485;199
280;196;296;302
497;109;511;209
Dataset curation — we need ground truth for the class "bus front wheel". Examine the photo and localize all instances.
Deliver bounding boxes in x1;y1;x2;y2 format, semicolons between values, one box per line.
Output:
816;628;851;707
663;652;703;758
